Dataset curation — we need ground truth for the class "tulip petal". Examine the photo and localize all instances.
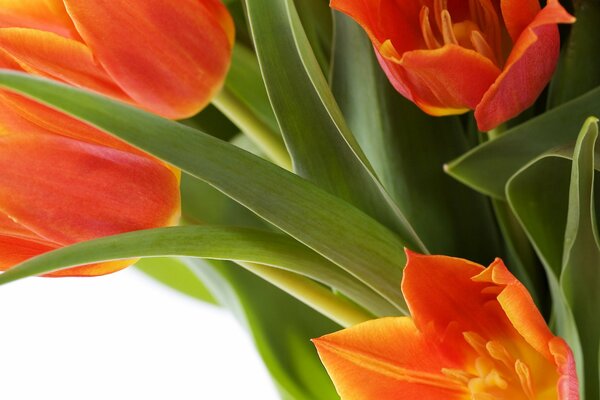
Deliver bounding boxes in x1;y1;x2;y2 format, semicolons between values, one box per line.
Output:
500;0;540;42
313;317;467;400
330;0;423;54
472;259;556;360
396;45;500;116
0;28;129;101
402;250;515;340
549;338;579;399
475;1;575;131
0;0;79;39
0;235;57;270
0;90;140;154
63;0;233;119
0;133;180;246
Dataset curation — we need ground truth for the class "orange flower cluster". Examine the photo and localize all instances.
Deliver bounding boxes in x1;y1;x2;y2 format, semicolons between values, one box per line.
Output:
0;0;233;276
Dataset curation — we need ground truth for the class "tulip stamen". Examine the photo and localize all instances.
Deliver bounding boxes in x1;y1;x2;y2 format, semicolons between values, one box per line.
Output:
515;360;536;399
471;30;498;65
440;10;458;46
468;0;503;65
433;0;449;36
420;6;441;49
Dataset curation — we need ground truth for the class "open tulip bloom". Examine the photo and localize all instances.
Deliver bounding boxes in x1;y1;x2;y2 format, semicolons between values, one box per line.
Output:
1;0;600;399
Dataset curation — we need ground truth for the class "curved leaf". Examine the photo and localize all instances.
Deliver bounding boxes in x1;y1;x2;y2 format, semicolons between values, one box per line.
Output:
0;71;408;312
446;87;600;199
0;225;396;317
245;0;425;252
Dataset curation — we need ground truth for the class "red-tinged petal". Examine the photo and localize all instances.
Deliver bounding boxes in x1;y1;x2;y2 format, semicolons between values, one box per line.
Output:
549;338;580;399
472;258;555;361
0;28;130;102
402;250;515;341
397;45;500;116
0;0;79;39
0;132;180;246
313;317;467;400
475;1;575;131
63;0;234;119
0;91;140;154
330;0;423;54
500;0;540;42
0;235;58;270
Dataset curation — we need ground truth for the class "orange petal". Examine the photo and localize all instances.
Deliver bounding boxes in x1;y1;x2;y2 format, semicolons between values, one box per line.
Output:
0;28;130;102
0;0;79;39
0;132;180;246
63;0;234;119
0;235;58;270
397;45;500;116
549;338;580;399
0;91;140;154
330;0;423;54
475;0;575;131
500;0;541;42
401;251;515;341
313;317;467;400
472;259;556;361
43;260;135;277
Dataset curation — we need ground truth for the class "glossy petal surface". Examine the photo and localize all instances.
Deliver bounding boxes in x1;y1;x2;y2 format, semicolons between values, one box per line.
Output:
63;0;234;118
0;133;180;246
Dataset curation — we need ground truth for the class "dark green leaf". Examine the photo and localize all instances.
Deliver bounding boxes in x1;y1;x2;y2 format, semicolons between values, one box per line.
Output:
446;87;600;199
245;0;425;252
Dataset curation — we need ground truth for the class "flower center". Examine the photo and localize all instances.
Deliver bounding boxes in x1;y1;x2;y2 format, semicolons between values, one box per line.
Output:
442;332;537;399
420;0;503;66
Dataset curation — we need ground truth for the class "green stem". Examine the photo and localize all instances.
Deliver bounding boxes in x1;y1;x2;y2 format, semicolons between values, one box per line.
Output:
236;261;373;327
213;88;292;170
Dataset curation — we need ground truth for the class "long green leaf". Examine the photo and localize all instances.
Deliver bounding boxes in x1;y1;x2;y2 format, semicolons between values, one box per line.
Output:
245;0;425;252
0;225;395;317
0;71;409;312
548;0;600;107
331;13;501;263
560;117;600;399
446;87;600;199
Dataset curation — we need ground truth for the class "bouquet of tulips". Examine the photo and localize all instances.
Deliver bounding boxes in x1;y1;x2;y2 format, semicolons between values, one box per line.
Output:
2;0;599;398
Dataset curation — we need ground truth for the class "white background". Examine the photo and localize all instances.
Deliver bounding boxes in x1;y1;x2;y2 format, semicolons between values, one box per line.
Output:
0;269;279;400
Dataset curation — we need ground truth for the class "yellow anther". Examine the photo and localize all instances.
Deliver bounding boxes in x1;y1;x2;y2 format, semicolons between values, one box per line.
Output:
464;331;488;356
486;341;514;370
515;359;536;400
440;10;458;45
420;6;440;49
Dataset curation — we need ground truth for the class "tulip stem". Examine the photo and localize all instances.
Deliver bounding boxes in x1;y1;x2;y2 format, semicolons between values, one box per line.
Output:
236;261;374;327
213;88;292;170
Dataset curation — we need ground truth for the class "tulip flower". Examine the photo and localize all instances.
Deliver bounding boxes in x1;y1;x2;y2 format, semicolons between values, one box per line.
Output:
0;94;181;277
313;251;578;399
0;0;234;119
0;0;234;275
331;0;575;131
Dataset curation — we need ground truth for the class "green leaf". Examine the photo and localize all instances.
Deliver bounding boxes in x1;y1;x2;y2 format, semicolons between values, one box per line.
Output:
223;44;279;133
245;0;425;252
293;0;333;74
504;120;600;398
0;71;409;312
188;259;339;400
560;117;600;399
135;257;218;305
446;87;600;199
548;0;600;107
0;225;396;317
330;13;501;263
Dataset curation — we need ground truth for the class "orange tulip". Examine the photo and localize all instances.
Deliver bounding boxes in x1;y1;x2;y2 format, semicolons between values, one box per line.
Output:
0;0;235;275
313;251;578;399
0;0;234;119
331;0;575;131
